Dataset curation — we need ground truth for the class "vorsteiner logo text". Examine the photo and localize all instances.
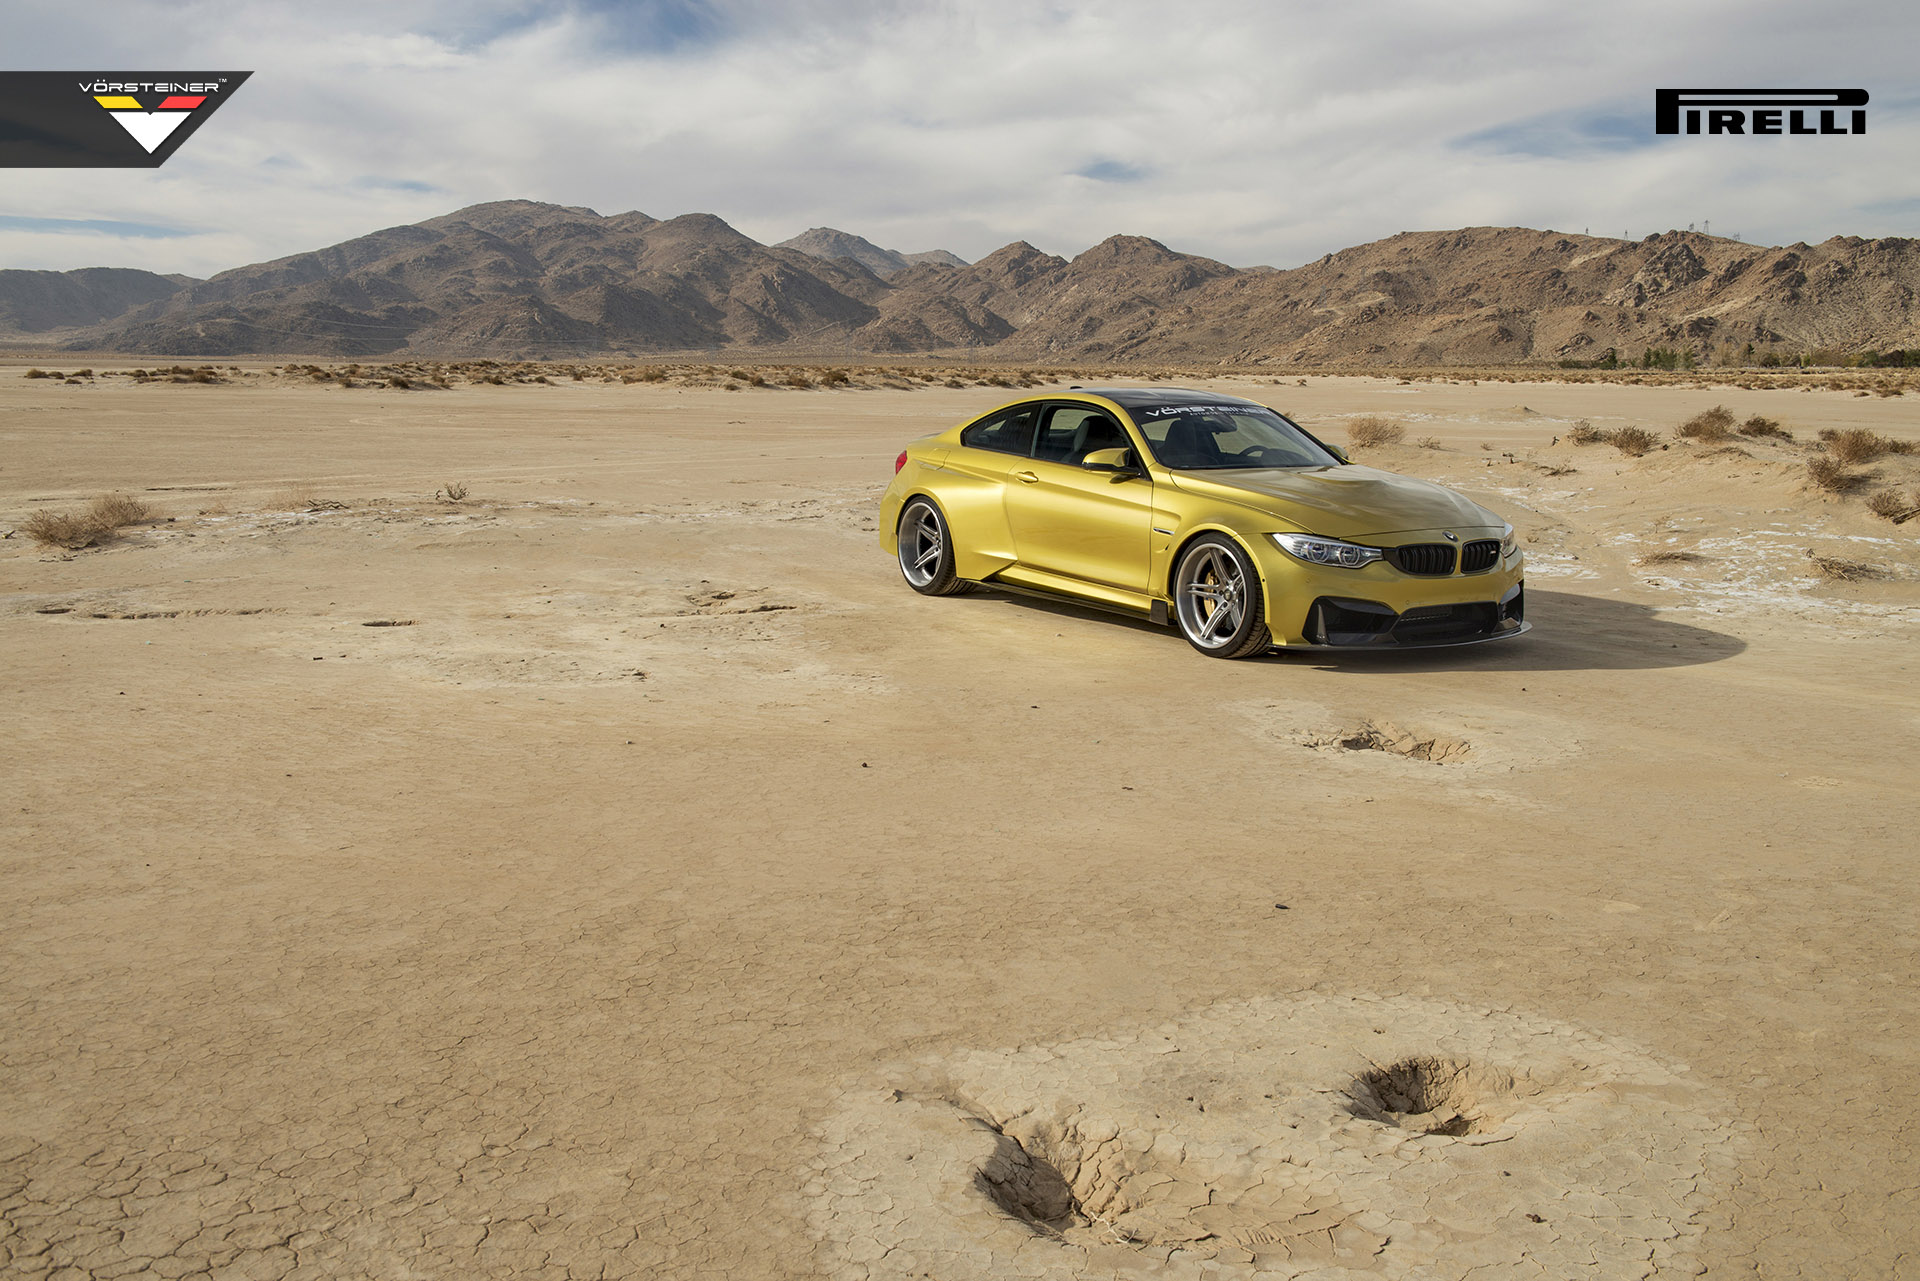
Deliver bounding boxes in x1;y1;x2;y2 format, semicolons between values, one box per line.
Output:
1655;89;1868;136
0;70;251;167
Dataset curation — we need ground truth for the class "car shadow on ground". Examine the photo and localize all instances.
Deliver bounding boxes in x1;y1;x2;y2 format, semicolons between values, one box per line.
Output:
1274;590;1746;673
970;587;1747;672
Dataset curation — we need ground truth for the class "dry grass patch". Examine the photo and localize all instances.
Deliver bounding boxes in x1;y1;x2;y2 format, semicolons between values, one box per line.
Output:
1805;550;1885;582
1346;415;1405;448
1866;489;1920;523
1635;550;1709;566
1821;428;1892;465
1806;455;1865;493
1609;426;1661;457
21;493;155;549
1677;405;1736;441
1738;416;1792;441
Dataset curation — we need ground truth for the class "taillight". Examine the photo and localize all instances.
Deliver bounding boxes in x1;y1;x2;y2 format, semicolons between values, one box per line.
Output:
894;451;908;474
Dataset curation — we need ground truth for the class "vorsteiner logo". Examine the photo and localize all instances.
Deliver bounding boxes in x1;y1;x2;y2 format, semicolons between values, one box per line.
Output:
1656;89;1867;136
0;71;251;167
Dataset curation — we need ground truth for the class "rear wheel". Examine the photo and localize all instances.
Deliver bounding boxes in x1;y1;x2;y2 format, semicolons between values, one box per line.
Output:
897;498;972;596
1173;535;1271;658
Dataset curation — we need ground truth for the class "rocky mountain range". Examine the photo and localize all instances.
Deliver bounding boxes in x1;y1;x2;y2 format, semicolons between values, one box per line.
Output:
775;227;966;279
5;200;1916;363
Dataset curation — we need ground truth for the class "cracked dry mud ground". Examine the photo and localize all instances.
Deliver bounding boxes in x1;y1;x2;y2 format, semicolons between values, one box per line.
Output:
3;373;1919;1280
811;993;1745;1279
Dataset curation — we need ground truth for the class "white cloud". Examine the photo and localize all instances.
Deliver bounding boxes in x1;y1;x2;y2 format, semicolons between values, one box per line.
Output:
2;0;1916;275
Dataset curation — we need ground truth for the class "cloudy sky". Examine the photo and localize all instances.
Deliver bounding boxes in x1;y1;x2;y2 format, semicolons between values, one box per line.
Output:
5;0;1917;277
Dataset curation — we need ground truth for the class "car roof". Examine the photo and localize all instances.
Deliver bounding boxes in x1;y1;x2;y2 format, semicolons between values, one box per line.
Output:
1062;387;1266;411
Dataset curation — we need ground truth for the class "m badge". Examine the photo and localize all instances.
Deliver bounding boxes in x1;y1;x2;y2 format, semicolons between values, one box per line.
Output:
0;72;251;167
1656;89;1867;136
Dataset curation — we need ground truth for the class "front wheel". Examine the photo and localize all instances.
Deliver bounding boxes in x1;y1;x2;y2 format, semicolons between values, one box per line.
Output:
896;497;973;596
1172;535;1271;658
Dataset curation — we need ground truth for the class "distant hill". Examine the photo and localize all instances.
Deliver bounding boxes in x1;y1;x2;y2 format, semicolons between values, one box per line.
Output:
11;201;1919;362
775;227;967;279
0;267;197;335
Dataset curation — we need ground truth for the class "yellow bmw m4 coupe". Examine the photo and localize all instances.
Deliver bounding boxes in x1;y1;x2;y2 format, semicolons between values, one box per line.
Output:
878;388;1528;658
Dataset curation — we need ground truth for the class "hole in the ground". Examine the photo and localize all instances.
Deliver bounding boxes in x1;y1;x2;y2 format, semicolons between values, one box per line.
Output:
1348;1056;1512;1135
976;1131;1080;1232
967;1108;1383;1260
1315;720;1471;763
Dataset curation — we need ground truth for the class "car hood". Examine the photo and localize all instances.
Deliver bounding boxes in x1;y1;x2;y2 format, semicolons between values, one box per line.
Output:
1167;465;1504;538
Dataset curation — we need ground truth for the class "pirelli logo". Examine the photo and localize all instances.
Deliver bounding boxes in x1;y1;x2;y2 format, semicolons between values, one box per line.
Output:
1656;89;1867;136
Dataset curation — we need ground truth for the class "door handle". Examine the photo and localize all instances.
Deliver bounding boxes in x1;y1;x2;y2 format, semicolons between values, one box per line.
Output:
1013;471;1039;483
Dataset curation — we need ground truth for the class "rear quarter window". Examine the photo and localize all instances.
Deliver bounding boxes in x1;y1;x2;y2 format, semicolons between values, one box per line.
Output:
959;405;1038;456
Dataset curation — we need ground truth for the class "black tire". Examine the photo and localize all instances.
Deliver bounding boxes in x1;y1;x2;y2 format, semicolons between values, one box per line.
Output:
1172;535;1271;658
896;497;973;596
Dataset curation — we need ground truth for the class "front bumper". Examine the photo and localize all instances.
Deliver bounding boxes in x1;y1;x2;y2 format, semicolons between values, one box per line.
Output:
1301;583;1527;647
1252;534;1528;647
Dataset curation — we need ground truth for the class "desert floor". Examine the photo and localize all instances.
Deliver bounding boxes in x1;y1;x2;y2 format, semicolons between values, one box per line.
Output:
3;370;1917;1281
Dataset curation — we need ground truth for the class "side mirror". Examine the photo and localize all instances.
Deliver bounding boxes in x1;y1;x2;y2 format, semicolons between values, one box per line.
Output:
1081;447;1141;476
1326;444;1351;465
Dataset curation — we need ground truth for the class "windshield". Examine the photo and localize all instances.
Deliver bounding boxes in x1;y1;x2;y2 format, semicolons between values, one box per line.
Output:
1127;402;1340;470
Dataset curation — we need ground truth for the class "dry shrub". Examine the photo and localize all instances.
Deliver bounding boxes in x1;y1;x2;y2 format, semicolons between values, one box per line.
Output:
89;492;153;528
1739;416;1791;441
1806;455;1863;492
1346;415;1405;448
1677;405;1736;441
1565;419;1604;445
1866;489;1920;521
22;509;105;549
1416;436;1443;449
438;481;469;502
21;492;152;549
24;368;53;379
1634;550;1707;566
1805;550;1884;581
1823;428;1890;465
1610;426;1661;456
785;373;813;389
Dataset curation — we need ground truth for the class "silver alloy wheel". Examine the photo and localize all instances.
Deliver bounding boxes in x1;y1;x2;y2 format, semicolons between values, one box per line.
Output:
1175;543;1246;649
898;499;945;588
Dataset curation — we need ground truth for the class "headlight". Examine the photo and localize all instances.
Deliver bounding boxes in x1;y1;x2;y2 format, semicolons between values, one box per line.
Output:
1270;532;1382;568
1500;523;1517;557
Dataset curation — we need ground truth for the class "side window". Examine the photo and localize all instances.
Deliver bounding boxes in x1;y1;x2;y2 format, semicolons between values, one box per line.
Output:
959;405;1038;456
1036;406;1130;464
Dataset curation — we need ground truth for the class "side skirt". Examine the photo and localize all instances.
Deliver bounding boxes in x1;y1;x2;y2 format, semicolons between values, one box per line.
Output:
981;573;1171;627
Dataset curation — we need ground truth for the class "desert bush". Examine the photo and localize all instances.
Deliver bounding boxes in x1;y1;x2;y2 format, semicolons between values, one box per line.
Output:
1738;415;1791;440
1677;405;1736;441
1609;426;1661;456
1416;436;1443;449
1565;419;1604;445
1346;415;1405;448
89;493;153;528
1823;428;1890;464
785;373;813;389
1806;455;1863;492
823;369;851;386
1634;550;1707;566
1805;550;1883;581
22;509;102;548
438;481;469;502
1865;490;1918;520
24;368;53;379
21;492;152;549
